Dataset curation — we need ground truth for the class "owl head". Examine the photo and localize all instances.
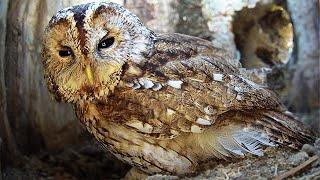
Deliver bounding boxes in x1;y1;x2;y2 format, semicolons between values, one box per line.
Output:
42;2;154;103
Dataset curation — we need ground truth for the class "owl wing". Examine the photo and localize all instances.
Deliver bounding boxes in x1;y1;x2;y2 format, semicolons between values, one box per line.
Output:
114;33;314;153
123;33;284;111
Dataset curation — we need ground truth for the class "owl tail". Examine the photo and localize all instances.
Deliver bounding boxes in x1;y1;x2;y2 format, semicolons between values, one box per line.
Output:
195;110;316;160
205;110;316;159
254;111;317;149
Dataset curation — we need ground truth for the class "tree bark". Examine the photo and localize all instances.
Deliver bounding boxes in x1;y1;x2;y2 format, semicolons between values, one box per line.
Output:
0;0;22;166
287;1;319;130
0;137;2;180
2;0;83;156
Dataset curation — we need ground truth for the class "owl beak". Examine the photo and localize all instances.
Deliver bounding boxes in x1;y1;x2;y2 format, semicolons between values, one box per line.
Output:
85;65;94;85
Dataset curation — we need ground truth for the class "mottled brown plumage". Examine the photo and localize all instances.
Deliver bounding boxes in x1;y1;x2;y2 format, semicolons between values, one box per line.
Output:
41;2;315;176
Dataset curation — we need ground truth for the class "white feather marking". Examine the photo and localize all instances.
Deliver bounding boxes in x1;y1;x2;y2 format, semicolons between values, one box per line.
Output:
218;137;245;156
231;149;244;155
167;80;183;89
125;120;153;133
203;105;216;115
132;82;141;90
234;86;245;92
255;136;275;147
170;129;179;135
125;120;143;129
196;117;213;126
233;131;267;156
247;131;275;146
152;83;162;91
191;125;203;133
126;66;142;76
213;73;224;82
241;77;262;89
284;111;294;116
236;94;243;100
187;78;204;82
138;78;154;89
98;89;104;97
166;108;176;116
264;113;288;126
125;82;134;87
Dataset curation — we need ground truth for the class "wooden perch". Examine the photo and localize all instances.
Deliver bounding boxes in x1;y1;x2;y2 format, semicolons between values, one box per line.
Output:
275;155;319;180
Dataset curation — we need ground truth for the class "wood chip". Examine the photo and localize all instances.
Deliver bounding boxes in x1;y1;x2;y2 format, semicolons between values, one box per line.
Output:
275;155;319;180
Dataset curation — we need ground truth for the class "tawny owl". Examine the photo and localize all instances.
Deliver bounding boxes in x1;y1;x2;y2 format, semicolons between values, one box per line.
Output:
41;2;315;176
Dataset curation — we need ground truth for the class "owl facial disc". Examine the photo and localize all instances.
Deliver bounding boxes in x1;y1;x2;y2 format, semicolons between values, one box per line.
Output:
41;2;155;103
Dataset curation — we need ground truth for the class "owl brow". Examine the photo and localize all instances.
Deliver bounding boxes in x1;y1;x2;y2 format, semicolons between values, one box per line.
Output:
48;18;70;29
92;4;118;19
70;4;91;55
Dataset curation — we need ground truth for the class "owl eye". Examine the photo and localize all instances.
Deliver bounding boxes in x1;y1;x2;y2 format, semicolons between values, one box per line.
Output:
59;49;73;57
98;37;115;50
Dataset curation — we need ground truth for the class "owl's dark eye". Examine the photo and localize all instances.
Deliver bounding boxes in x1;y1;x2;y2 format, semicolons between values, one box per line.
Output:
98;37;115;50
59;49;72;57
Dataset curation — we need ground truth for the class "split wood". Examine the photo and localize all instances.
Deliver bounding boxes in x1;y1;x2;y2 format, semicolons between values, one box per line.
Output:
275;155;319;180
